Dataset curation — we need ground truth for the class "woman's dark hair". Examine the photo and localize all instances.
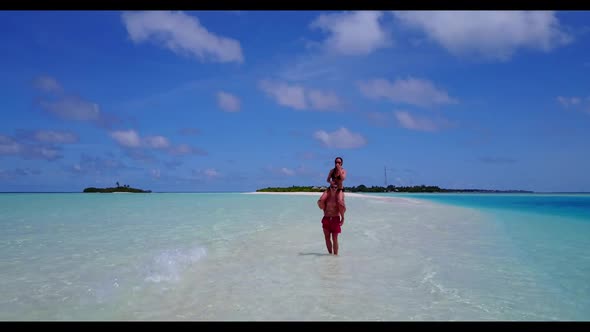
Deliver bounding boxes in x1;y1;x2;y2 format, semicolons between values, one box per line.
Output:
335;157;343;165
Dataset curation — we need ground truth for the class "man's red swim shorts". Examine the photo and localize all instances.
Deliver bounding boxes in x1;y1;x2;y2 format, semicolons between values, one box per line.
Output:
322;216;341;234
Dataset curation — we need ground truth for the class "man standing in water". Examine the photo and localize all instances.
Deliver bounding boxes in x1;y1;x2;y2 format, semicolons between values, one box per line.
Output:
318;157;346;215
317;181;345;255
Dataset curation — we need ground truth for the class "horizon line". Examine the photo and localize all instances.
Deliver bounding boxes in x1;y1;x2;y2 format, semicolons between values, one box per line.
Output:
2;191;590;194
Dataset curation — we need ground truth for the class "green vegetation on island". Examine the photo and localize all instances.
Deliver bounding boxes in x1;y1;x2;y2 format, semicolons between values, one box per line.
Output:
257;186;326;193
256;185;532;193
83;182;151;193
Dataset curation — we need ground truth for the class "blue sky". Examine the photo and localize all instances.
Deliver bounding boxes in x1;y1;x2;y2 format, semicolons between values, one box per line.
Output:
1;10;590;192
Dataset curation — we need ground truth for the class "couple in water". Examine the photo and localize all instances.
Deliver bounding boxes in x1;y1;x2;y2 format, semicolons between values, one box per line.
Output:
317;157;346;255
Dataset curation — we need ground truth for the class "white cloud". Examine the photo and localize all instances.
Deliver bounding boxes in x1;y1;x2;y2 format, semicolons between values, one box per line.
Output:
556;96;590;114
280;167;296;176
71;154;128;174
123;149;156;162
33;147;61;160
122;11;244;63
204;168;220;178
109;130;206;156
277;53;342;82
259;80;307;110
557;96;581;108
311;11;391;55
151;169;161;178
265;164;313;177
313;127;367;149
358;78;457;107
217;91;241;112
393;11;572;60
33;77;118;128
33;75;63;94
0;135;21;154
143;135;170;149
193;168;220;179
307;90;342;110
0;134;64;161
110;130;142;148
0;168;41;180
39;96;101;122
168;144;207;156
33;130;79;144
394;111;444;132
169;144;193;155
259;80;343;111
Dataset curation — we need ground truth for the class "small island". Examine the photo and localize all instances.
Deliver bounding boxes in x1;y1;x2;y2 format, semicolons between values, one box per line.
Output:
83;182;151;193
256;184;532;193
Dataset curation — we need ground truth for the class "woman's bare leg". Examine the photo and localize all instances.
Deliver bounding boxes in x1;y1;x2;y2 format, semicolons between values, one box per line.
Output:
318;190;329;209
337;191;346;213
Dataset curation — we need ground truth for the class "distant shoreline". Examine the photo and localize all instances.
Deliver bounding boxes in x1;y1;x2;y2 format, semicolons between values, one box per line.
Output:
2;191;590;194
255;185;534;194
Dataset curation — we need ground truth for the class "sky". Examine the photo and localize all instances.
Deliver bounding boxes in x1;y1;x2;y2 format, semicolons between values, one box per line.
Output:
1;10;590;193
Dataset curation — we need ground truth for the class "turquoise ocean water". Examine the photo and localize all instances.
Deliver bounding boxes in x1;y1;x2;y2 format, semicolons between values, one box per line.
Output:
0;192;589;320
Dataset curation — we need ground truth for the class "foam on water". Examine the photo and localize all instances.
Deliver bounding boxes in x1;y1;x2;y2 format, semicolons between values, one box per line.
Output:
144;247;207;283
0;193;588;320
